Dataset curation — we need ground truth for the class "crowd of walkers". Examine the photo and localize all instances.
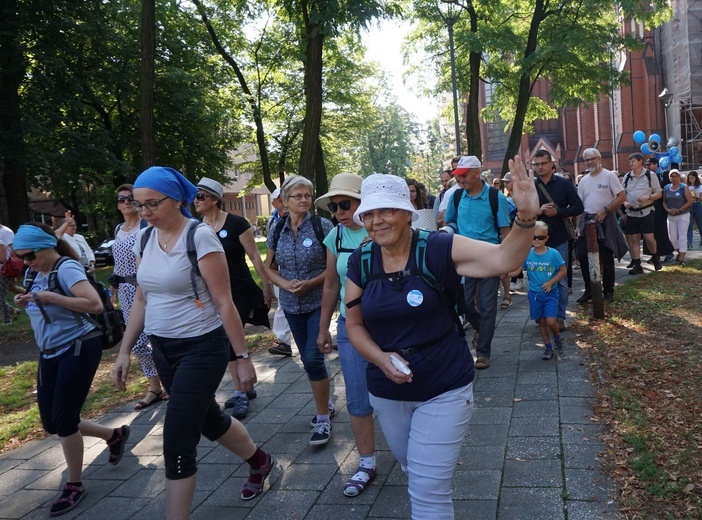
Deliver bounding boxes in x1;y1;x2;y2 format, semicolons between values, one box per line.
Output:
3;148;699;519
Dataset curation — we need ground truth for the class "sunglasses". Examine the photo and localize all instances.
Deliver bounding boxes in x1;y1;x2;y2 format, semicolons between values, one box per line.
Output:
533;235;547;241
195;192;210;201
16;249;40;262
327;200;353;213
116;195;132;204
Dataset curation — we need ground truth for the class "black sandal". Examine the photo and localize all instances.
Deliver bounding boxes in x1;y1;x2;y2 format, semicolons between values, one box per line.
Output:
134;390;164;410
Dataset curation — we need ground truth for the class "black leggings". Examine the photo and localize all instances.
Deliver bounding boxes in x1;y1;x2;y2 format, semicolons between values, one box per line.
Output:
37;337;103;437
150;326;232;480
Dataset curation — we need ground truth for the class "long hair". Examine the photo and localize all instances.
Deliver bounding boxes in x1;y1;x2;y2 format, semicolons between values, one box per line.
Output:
687;171;701;188
405;178;425;209
25;222;79;260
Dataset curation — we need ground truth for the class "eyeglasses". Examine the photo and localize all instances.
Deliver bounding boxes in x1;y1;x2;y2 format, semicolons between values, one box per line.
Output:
533;235;547;241
531;161;551;167
327;200;353;213
117;196;132;204
288;193;312;201
130;196;169;212
360;208;398;223
195;193;210;201
16;249;40;262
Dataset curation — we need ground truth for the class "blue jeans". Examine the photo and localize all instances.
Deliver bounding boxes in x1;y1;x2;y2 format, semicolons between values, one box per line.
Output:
370;383;474;520
688;203;702;246
552;241;569;321
463;276;500;358
336;316;372;417
285;308;328;381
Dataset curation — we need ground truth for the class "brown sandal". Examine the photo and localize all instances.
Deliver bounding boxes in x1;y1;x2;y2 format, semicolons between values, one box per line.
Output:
475;357;490;369
500;298;512;310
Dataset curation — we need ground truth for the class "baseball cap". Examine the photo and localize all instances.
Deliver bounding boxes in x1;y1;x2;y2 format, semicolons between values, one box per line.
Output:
453;156;482;175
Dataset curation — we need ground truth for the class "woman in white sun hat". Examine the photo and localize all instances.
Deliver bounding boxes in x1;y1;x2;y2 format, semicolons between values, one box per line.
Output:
344;157;539;519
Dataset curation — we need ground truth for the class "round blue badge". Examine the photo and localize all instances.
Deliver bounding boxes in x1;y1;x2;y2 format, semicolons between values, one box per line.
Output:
406;289;424;307
303;237;313;248
219;229;228;238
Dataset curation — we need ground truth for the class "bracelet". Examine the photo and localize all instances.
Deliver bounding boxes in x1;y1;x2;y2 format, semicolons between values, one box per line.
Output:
516;213;537;223
514;217;536;229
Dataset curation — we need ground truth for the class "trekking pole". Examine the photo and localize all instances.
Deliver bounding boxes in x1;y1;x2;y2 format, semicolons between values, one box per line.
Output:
584;219;605;319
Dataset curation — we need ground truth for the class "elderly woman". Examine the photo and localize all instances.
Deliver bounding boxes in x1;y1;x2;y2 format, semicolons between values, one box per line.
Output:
662;169;693;265
110;183;167;410
315;173;377;497
344;156;539;519
194;177;273;419
264;175;334;446
112;167;273;520
13;224;129;517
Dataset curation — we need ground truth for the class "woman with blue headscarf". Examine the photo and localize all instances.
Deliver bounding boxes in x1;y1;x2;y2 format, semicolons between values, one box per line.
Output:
111;167;274;519
13;223;130;517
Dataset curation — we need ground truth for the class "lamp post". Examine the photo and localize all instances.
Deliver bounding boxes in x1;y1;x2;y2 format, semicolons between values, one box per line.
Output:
659;87;673;143
436;0;462;156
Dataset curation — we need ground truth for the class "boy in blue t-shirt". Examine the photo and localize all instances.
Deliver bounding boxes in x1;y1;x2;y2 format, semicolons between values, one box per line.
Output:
519;221;567;360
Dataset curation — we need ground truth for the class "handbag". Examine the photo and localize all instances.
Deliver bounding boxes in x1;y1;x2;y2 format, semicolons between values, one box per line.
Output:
536;183;577;240
1;255;24;278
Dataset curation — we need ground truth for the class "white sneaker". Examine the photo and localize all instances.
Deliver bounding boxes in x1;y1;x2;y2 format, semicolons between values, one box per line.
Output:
516;280;525;291
509;282;517;291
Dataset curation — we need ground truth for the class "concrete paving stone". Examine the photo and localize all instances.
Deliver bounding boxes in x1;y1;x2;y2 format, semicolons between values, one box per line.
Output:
190;505;250;520
337;449;394;475
259;370;305;385
493;326;525;338
368;485;411;518
14;443;65;471
498;487;565;520
518;354;560;369
286;377;320;394
563;443;606;470
261;431;310;456
201;475;260;508
509;416;560;437
559;396;596;408
109;468;166;497
556;363;591;381
506;436;562;460
293;436;355;466
0;459;21;473
561;424;607;445
23;465;80;491
454;499;498;519
514;383;557;400
565;498;619;519
81;439;114;466
464;423;509;446
130;433;166;457
485;353;520;366
65;479;123;511
242;490;320;519
278;413;321;433
565;468;618;501
85;454;158;480
198;445;245;466
518;371;557;385
469;406;511;425
512;399;559;418
99;410;143;428
474;377;517;394
560;405;596;424
275;462;338;491
0;439;51;461
384;461;408;486
306;503;373;519
489;335;524;349
267;391;313;409
452;469;502;500
121;423;161;445
502;459;563;487
245;404;303;425
245;382;293;398
240;420;282;444
76;495;153;519
0;488;56;518
194;463;239;492
457;445;506;470
473;390;516;408
474;364;518;378
558;380;597;398
0;469;45;497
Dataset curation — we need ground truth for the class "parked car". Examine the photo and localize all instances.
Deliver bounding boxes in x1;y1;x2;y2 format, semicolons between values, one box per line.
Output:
93;239;115;266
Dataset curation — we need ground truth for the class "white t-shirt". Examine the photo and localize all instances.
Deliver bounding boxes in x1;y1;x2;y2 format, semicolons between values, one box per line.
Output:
133;221;224;338
62;233;95;267
0;225;14;256
577;168;624;214
438;183;461;213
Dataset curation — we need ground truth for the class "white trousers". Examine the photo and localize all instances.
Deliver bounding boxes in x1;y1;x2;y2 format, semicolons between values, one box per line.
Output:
272;285;291;344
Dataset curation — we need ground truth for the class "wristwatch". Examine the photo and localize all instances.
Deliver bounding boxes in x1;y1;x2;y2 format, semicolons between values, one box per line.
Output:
234;352;250;360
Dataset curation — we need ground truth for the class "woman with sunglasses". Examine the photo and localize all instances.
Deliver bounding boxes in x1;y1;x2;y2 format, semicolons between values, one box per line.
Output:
12;223;130;517
314;174;377;497
194;177;273;419
112;167;274;519
344;156;539;518
264;175;334;446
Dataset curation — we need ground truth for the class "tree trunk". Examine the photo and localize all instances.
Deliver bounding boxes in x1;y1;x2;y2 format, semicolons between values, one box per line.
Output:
465;6;482;159
0;0;29;229
139;0;156;169
314;135;328;206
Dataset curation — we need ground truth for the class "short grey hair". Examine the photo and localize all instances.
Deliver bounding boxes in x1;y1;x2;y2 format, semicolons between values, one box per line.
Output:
582;148;601;160
281;175;314;200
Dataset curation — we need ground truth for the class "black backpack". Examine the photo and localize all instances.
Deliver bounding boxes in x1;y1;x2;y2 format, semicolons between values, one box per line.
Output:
25;257;124;350
270;214;326;251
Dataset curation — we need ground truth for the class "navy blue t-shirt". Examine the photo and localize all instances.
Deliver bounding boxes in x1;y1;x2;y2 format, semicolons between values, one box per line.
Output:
346;231;474;401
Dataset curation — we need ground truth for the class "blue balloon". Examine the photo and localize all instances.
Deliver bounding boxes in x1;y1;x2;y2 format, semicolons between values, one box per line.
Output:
668;146;679;156
633;130;646;144
673;154;683;164
640;143;651;154
649;133;662;144
659;156;670;169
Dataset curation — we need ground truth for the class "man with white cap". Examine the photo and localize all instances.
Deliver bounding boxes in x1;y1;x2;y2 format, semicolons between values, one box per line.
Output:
266;188;293;356
444;156;512;370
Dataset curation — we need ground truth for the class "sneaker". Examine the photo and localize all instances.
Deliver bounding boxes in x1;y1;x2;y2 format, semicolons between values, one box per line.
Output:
107;425;130;465
646;257;655;265
309;421;332;446
230;395;249;420
310;403;337;426
268;342;293;356
664;253;675;262
554;337;565;355
628;264;643;275
49;483;86;517
509;282;517;292
542;348;554;360
576;293;592;304
626;259;635;268
515;279;525;291
652;256;663;271
225;388;257;409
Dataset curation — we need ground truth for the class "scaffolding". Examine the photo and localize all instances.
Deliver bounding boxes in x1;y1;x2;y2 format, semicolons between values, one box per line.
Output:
681;100;702;169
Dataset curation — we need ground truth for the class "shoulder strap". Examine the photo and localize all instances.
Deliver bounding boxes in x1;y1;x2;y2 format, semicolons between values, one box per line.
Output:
645;170;652;187
115;223;122;237
271;215;287;251
185;220;204;306
452;188;464;213
311;215;325;246
139;226;156;257
335;224;355;254
48;257;73;296
140;219;149;229
489;186;500;241
623;172;632;187
414;228;433;282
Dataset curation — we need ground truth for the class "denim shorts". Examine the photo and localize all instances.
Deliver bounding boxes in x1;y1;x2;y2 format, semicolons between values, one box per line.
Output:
528;290;559;321
336;316;372;417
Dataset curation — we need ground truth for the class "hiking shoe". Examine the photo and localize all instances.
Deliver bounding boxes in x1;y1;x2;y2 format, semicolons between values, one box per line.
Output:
664;253;675;262
310;403;337;426
554;337;565;355
542;348;554;360
225;389;257;408
230;395;249;420
628;264;643;275
309;421;332;446
107;425;130;465
268;342;293;356
576;293;592;304
652;256;663;271
49;483;86;517
626;259;635;268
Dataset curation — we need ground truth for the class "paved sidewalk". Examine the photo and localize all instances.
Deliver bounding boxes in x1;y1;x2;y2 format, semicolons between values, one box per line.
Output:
2;249;696;519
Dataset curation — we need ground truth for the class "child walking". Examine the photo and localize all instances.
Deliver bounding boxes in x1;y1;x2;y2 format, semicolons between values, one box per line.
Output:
521;221;567;360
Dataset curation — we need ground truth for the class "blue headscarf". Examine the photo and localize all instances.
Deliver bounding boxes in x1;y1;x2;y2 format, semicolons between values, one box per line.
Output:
133;166;198;218
13;225;58;251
